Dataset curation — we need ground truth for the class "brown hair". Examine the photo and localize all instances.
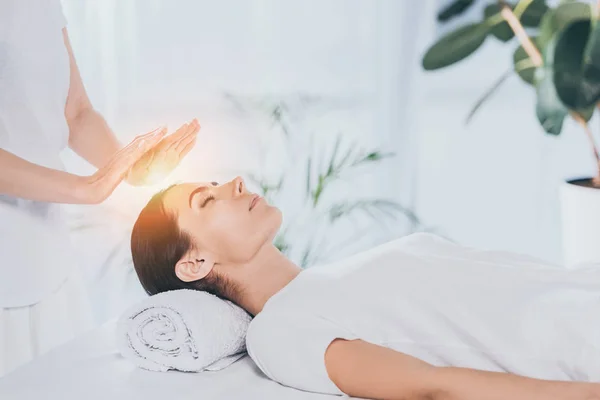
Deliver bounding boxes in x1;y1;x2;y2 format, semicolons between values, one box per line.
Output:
130;184;235;300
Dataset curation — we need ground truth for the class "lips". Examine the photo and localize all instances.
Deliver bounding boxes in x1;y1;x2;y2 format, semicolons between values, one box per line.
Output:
249;195;262;211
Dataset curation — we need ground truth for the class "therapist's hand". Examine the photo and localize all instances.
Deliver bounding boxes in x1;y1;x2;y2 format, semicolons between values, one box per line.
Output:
77;127;167;204
125;119;200;186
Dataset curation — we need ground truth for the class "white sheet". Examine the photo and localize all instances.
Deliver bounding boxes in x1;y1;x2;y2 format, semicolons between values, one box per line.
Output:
0;319;354;400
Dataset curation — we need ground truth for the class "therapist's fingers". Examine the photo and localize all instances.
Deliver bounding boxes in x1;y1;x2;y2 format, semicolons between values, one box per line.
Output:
165;119;199;151
85;146;153;203
82;128;166;202
104;145;151;182
172;120;198;147
120;127;165;158
101;127;166;173
93;132;162;182
174;129;198;153
178;136;197;159
162;122;192;149
123;127;167;155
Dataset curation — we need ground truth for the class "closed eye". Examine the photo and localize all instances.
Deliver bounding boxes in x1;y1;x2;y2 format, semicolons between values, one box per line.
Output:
201;195;215;207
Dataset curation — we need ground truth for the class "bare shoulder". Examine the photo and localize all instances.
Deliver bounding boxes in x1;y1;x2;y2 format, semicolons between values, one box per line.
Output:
324;338;440;399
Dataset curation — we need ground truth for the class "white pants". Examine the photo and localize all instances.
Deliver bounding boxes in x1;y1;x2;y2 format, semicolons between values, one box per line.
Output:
0;268;95;378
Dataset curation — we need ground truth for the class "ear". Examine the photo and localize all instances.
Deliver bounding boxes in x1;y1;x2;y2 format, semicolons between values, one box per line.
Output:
175;249;215;283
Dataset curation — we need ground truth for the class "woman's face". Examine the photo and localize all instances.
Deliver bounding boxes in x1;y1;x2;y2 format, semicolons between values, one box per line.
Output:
162;177;282;264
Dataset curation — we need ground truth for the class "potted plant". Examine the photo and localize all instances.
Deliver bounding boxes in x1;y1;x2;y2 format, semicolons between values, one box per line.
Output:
422;0;600;267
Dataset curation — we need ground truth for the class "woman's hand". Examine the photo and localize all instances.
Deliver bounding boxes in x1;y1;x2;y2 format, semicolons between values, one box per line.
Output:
125;119;200;186
76;127;167;204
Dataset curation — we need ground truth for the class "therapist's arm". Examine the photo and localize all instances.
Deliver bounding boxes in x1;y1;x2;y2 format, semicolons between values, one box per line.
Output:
0;148;85;203
324;338;600;400
0;132;163;204
62;28;122;171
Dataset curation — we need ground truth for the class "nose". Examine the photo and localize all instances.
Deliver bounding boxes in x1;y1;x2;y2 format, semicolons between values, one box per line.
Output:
231;176;246;197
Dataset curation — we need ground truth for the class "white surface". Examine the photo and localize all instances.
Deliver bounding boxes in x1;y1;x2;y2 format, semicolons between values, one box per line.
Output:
560;181;600;267
0;202;75;308
0;318;353;400
248;232;600;396
0;267;94;378
0;0;73;307
117;289;250;373
0;0;69;166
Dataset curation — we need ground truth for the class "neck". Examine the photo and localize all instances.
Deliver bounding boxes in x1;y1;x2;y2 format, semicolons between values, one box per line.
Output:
221;244;302;316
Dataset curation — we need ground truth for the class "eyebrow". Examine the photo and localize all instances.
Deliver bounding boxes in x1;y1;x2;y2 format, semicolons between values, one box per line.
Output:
188;182;219;208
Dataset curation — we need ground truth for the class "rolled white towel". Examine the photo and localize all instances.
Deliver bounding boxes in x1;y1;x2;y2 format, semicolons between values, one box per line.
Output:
117;289;252;372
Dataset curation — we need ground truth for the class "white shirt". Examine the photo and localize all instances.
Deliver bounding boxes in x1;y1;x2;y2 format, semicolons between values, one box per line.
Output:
246;233;600;396
0;0;74;307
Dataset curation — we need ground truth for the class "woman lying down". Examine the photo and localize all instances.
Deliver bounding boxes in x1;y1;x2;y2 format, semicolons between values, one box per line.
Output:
130;176;600;400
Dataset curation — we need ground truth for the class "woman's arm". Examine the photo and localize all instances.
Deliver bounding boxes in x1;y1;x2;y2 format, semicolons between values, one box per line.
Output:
0;130;165;204
436;365;599;400
62;28;122;171
324;338;599;400
0;148;83;203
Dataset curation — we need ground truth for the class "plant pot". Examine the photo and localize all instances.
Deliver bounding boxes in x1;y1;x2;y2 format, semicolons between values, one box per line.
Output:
560;178;600;268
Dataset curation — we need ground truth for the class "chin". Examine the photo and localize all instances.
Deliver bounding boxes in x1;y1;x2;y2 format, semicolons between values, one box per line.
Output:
263;212;283;244
271;208;283;232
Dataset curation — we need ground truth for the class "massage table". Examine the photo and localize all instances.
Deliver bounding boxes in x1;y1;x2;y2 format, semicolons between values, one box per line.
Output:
0;318;361;400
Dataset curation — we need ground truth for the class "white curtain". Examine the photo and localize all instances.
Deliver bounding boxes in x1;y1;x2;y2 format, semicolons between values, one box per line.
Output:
59;0;436;325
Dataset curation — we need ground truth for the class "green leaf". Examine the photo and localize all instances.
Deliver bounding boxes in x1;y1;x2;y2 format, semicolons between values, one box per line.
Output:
350;151;394;168
312;175;324;206
336;144;355;171
437;0;476;23
465;70;513;125
578;105;596;122
365;151;384;161
553;20;600;109
535;69;567;135
484;4;514;42
538;2;591;50
422;23;490;70
327;134;342;176
580;20;600;108
273;234;290;255
552;1;592;26
534;38;567;135
520;0;549;28
305;157;312;200
484;1;549;42
513;36;541;85
328;199;409;224
532;33;595;133
300;246;313;268
537;8;555;49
